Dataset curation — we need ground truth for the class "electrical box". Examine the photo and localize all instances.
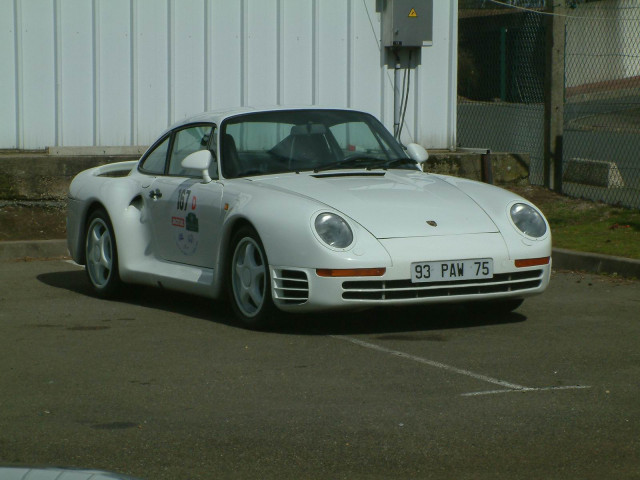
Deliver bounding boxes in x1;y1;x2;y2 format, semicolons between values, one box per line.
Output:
382;0;433;48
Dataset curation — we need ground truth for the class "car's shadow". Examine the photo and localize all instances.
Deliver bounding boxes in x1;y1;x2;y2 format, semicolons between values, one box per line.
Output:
280;305;526;336
38;269;526;336
37;269;233;324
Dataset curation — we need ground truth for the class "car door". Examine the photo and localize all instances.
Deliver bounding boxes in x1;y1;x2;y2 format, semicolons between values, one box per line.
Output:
142;124;224;268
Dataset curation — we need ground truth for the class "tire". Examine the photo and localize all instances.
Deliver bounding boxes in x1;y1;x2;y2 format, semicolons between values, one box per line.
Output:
228;226;275;329
472;298;524;315
84;208;121;298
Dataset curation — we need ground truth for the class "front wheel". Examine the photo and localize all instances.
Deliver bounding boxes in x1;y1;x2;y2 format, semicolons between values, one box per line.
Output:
84;209;121;297
228;226;275;329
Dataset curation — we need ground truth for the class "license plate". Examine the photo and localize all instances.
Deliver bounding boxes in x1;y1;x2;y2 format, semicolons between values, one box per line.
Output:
411;258;493;283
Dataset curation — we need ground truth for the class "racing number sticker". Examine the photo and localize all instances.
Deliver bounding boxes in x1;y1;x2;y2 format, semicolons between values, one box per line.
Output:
177;188;191;211
174;188;199;256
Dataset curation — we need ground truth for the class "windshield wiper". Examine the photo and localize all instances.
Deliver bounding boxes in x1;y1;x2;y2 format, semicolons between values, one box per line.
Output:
372;157;419;170
314;156;420;173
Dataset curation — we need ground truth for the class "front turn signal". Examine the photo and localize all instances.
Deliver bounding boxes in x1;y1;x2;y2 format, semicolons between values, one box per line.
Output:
515;257;550;268
316;268;386;277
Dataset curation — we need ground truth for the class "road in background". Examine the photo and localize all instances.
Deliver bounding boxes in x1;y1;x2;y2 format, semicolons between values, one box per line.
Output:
1;259;639;479
458;91;640;208
564;92;640;206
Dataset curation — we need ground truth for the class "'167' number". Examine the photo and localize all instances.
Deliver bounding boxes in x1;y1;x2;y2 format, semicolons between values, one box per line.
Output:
177;189;191;211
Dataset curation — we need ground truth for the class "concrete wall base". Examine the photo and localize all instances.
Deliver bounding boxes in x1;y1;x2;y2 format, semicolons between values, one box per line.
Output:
0;150;530;202
0;154;141;201
424;150;530;186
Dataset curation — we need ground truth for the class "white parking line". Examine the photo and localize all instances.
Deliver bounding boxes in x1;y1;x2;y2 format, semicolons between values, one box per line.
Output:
331;335;591;397
461;385;591;397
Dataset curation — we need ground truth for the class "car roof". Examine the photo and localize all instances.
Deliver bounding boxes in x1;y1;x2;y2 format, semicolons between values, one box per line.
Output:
166;105;368;132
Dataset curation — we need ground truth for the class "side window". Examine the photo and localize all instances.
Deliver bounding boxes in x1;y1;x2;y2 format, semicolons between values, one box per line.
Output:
168;125;214;176
140;135;170;174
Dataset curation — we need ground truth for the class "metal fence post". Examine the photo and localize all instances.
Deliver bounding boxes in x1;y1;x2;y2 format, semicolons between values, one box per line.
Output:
543;0;565;193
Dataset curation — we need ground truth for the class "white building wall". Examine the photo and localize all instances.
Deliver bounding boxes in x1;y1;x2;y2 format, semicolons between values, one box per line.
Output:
565;0;640;88
0;0;457;150
0;1;18;149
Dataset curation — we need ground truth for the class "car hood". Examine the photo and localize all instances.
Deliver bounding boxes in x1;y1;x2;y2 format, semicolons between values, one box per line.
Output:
250;171;499;238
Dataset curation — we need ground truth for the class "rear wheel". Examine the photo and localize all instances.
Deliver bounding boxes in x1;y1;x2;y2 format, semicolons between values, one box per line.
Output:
228;226;275;329
85;209;121;297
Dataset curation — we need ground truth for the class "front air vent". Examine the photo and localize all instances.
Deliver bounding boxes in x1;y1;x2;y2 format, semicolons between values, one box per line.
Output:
273;269;309;305
342;270;544;301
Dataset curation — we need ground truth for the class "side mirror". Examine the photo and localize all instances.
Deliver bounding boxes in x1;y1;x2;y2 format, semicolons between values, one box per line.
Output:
182;150;213;183
406;143;429;165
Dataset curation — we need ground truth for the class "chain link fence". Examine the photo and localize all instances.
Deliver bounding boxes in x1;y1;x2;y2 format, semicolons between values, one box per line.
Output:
458;1;547;184
563;0;640;208
458;0;640;209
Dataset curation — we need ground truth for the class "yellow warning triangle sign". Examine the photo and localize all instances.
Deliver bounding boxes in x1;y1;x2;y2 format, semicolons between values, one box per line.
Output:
408;8;418;17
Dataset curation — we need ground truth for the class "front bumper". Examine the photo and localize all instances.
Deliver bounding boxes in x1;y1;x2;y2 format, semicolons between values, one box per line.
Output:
270;233;551;312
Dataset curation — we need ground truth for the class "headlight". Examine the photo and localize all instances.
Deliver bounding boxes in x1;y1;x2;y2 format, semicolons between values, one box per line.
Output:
510;203;547;238
314;213;353;248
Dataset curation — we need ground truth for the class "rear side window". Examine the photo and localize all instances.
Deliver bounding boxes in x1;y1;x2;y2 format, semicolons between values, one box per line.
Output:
140;135;170;175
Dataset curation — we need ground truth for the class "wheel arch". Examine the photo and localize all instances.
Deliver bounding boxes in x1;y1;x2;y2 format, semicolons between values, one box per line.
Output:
75;200;109;265
214;215;259;295
84;203;122;297
223;218;275;328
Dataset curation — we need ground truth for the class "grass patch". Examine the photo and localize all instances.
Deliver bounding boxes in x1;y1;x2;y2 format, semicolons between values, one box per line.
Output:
510;186;640;260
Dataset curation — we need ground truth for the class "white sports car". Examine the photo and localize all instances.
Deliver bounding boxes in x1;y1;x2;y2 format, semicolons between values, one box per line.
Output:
67;107;551;328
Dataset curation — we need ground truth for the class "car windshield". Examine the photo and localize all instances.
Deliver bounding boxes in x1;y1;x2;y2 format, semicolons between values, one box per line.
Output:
220;109;416;178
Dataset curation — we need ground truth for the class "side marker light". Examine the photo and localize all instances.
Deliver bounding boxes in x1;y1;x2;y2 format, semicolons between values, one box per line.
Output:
316;268;386;277
515;257;550;268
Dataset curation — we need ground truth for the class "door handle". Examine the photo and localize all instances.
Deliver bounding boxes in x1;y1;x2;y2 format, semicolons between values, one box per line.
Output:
148;189;163;200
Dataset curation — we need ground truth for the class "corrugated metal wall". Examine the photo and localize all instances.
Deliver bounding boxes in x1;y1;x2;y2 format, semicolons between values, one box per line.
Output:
0;0;457;150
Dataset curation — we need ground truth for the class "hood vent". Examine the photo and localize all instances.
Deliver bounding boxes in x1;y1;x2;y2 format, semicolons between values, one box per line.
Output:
312;172;386;179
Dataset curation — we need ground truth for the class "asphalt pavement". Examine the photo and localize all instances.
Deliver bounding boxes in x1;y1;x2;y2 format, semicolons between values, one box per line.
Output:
1;259;638;479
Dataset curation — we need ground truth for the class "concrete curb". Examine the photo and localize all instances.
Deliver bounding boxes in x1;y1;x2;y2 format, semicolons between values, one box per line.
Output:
552;247;640;279
1;240;639;280
0;239;69;261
